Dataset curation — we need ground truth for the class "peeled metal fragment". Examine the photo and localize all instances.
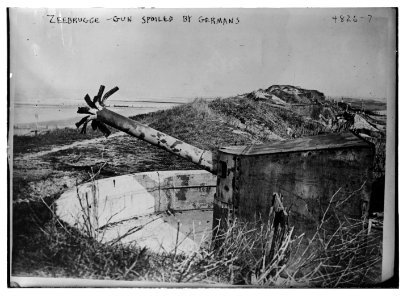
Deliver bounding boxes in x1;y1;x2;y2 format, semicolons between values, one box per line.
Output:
93;85;105;105
101;86;119;104
84;94;97;109
75;116;90;128
80;122;87;134
91;120;98;131
77;107;94;115
97;122;111;137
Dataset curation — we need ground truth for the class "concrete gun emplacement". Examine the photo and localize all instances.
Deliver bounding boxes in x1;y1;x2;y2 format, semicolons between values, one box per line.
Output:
77;85;374;235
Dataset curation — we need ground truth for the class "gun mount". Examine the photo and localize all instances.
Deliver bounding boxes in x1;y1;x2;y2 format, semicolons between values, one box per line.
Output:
76;85;374;238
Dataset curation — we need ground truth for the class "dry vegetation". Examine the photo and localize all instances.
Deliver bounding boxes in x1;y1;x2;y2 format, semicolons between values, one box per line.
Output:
12;94;384;286
13;178;381;286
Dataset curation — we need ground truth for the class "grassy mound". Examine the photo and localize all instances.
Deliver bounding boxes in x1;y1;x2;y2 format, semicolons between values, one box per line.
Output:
132;98;254;151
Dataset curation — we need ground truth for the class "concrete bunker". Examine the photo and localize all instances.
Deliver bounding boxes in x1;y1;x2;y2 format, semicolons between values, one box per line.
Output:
57;170;217;254
213;132;374;235
67;86;376;254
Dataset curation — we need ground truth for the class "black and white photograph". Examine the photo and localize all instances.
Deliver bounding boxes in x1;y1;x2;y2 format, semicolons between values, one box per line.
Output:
7;5;397;288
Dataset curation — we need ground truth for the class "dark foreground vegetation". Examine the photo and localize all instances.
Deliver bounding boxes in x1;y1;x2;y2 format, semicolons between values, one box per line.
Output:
12;193;381;286
11;89;385;286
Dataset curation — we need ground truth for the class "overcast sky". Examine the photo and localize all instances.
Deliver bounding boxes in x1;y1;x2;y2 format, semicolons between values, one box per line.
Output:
9;7;396;103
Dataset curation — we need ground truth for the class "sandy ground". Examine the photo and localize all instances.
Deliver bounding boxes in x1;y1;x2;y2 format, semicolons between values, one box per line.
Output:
18;132;125;160
12;130;201;204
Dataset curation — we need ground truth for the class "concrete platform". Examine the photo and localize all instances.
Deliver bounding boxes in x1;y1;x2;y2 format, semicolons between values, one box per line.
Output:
56;170;216;254
101;210;213;254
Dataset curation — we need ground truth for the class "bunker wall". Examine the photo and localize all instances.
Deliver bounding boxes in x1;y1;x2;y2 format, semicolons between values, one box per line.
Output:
214;145;374;235
57;170;216;230
213;152;236;233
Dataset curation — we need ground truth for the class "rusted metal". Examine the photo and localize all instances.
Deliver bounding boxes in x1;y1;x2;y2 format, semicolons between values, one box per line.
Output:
77;85;216;174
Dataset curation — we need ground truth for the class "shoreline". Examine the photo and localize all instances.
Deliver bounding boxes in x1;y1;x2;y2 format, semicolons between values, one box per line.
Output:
11;106;171;136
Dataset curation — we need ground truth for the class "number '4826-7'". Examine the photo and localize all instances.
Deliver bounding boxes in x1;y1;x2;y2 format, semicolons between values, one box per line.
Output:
332;15;372;23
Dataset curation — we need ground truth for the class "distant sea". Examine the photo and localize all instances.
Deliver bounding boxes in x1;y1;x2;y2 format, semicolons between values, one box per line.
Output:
11;100;184;135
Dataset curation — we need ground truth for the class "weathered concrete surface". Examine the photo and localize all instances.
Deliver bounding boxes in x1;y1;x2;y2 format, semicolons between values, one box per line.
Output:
236;148;373;234
214;133;374;236
56;170;216;253
101;210;213;254
213;151;237;233
57;173;157;230
57;170;216;228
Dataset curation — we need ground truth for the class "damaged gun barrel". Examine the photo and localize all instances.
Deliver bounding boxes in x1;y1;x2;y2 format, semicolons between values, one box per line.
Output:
95;108;216;174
